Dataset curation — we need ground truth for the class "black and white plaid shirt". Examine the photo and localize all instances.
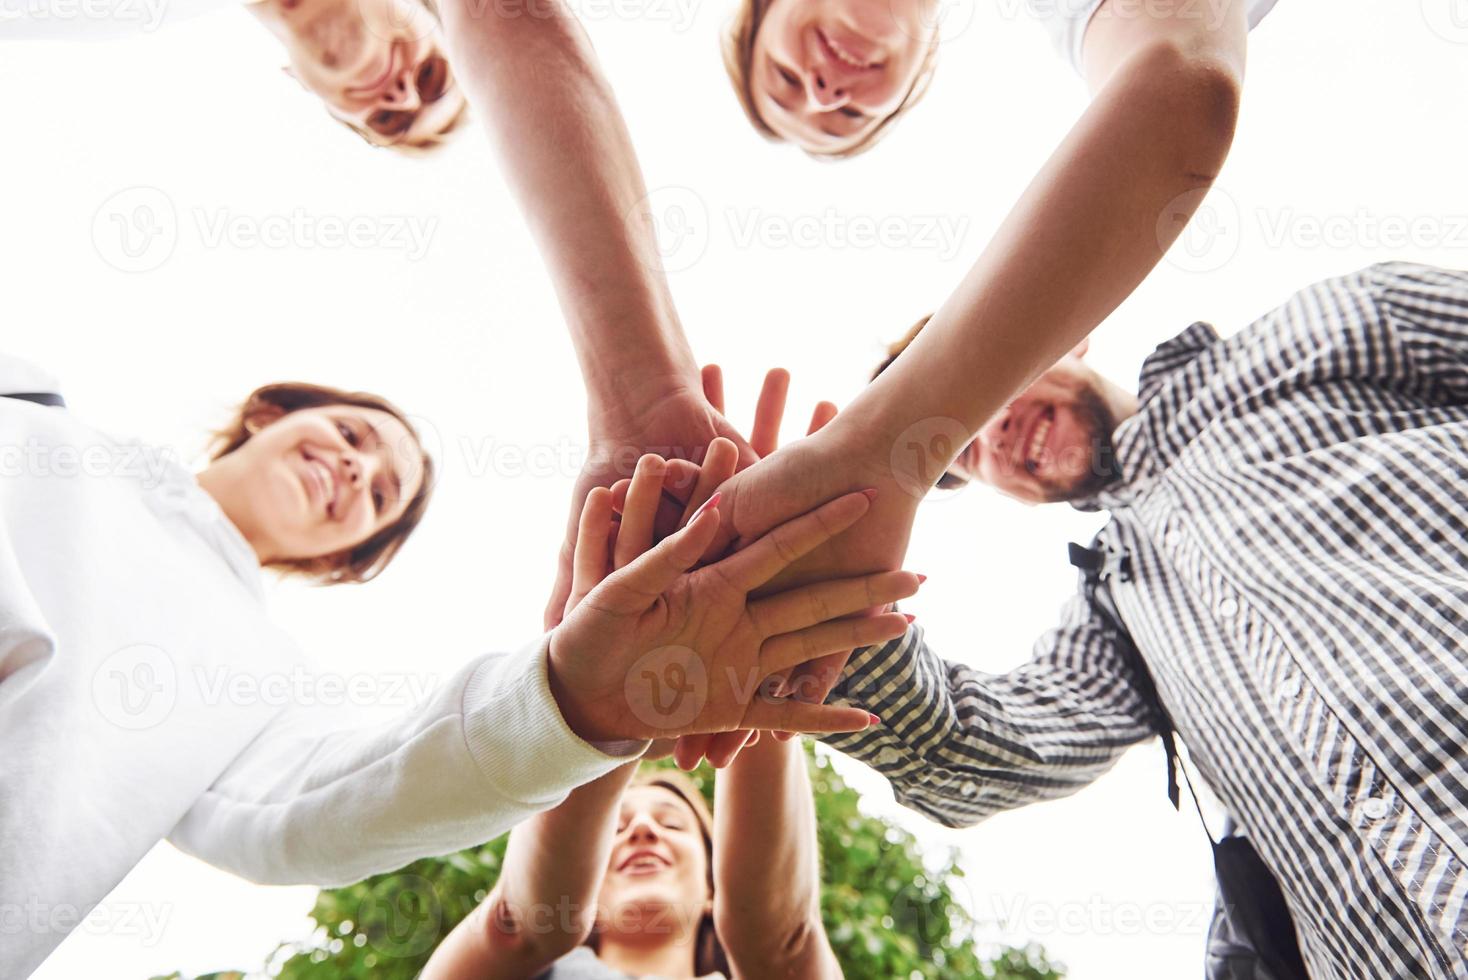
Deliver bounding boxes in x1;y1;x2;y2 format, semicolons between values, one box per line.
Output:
824;262;1468;979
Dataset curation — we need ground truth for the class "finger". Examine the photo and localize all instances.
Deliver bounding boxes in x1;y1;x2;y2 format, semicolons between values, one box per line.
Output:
643;738;677;761
677;437;739;529
749;368;790;459
611;461;699;517
673;734;712;771
613;455;666;569
706;729;755;769
600;502;722;612
608;478;633;513
544;537;575;630
701;364;726;416
807;400;838;436
760;613;910;678
714;490;874;592
748;571;921;637
743;699;876;736
781;649;856;707
568;488;615;611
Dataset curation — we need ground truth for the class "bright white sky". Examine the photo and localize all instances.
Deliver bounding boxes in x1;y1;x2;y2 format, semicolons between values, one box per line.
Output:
6;1;1468;977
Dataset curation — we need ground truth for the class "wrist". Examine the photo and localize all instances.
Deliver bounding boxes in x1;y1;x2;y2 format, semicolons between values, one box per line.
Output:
545;632;621;746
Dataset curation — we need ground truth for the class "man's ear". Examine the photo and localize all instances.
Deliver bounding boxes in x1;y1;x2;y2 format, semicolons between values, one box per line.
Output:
243;402;287;435
1070;336;1091;359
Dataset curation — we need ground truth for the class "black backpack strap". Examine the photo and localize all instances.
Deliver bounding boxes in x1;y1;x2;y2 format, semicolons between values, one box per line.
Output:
1069;538;1187;814
0;391;65;408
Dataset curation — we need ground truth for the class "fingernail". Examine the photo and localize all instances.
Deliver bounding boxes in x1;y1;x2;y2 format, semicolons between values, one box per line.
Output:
867;713;881;727
916;574;928;584
860;488;879;501
691;492;721;522
903;613;916;624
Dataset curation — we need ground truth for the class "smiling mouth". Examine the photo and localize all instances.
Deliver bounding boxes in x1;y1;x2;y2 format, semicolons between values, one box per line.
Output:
617;852;671;874
1019;406;1056;476
301;449;338;518
816;27;881;71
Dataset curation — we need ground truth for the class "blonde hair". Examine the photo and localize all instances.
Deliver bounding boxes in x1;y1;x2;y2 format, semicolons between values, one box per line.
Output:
721;0;942;160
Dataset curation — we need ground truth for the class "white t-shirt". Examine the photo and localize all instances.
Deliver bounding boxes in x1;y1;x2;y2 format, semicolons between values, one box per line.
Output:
0;360;645;977
1028;0;1279;75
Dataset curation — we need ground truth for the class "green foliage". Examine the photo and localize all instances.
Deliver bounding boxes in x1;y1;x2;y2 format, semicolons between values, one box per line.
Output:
164;748;1061;980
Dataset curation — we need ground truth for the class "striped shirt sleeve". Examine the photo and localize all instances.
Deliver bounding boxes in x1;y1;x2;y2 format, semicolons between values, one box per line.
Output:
821;595;1159;828
1371;262;1468;404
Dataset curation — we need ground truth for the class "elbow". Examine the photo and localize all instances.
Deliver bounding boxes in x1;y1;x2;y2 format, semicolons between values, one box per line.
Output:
714;903;825;972
1127;39;1243;185
480;891;595;966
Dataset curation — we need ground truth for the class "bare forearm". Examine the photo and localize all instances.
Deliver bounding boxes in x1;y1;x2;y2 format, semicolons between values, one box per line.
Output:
832;41;1242;470
713;738;835;977
441;0;697;412
425;763;638;978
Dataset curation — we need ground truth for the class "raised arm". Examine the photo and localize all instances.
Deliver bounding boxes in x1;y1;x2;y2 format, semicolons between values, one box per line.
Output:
422;762;639;979
712;736;840;980
712;0;1248;590
820;605;1159;829
438;0;758;626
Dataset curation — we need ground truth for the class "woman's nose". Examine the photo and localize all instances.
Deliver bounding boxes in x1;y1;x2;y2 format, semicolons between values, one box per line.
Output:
624;815;661;843
381;66;421;110
805;66;849;111
341;454;363;486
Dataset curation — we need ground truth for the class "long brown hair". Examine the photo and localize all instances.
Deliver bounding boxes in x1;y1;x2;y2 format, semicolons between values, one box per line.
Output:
587;768;730;976
721;0;941;160
210;381;436;585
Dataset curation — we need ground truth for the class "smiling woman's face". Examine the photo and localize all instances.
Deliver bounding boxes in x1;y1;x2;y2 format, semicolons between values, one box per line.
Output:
279;0;465;146
597;785;710;935
749;0;937;153
223;404;426;564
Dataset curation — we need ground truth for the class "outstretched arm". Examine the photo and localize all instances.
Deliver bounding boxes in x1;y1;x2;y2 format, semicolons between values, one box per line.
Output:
711;0;1249;591
713;736;840;980
820;604;1159;829
438;0;757;627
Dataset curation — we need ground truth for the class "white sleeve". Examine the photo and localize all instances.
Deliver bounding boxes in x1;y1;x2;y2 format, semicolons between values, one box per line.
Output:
1026;0;1105;75
168;635;648;885
0;355;62;399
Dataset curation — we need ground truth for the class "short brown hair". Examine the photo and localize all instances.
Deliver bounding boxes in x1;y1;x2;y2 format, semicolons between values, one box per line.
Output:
587;768;729;976
210;382;436;586
873;314;968;490
721;0;941;160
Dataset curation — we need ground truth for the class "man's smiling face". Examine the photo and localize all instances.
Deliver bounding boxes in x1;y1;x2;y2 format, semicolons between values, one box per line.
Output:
951;345;1124;504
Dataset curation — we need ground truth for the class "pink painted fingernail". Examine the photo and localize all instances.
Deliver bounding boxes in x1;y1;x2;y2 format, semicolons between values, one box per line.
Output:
691;492;721;522
860;488;879;501
903;613;917;624
867;713;881;727
916;574;928;584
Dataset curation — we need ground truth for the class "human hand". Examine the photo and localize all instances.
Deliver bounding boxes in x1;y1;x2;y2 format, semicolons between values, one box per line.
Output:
546;451;921;744
543;381;763;631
